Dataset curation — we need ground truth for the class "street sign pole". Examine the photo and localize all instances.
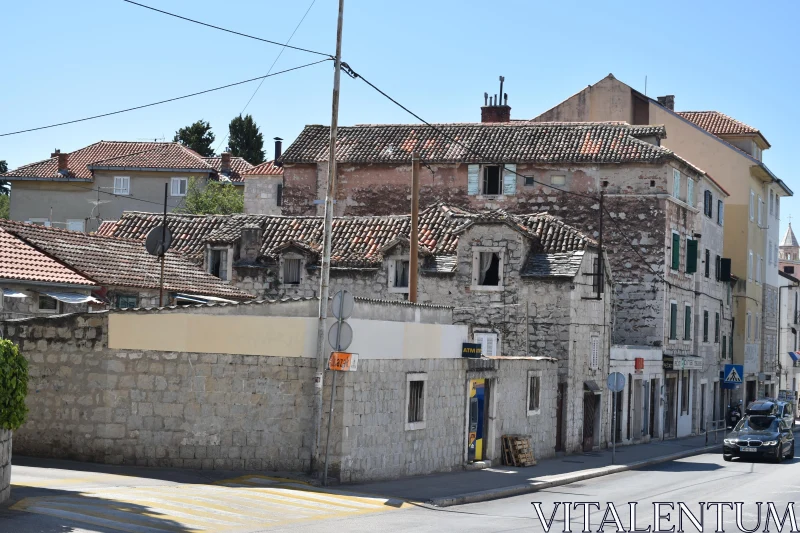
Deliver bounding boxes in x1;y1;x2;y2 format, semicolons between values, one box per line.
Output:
323;290;351;487
612;392;617;465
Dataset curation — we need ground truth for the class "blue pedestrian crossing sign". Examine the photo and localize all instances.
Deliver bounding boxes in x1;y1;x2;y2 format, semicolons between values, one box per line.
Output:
724;364;744;384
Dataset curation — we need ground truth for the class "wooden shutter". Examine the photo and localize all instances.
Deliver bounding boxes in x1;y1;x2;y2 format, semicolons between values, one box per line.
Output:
670;303;678;339
467;165;480;195
718;200;724;225
686;239;698;274
673;169;681;199
502;164;517;195
687;179;694;207
685;306;692;340
672;233;680;270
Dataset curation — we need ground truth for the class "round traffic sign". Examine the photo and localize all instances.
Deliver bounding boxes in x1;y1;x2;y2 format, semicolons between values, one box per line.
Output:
331;290;354;320
328;321;353;351
607;372;626;392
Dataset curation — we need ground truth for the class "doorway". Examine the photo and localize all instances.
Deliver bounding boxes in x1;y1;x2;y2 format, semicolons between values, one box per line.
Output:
582;390;597;452
700;383;707;432
632;379;643;440
665;375;677;438
613;390;624;443
556;383;566;452
746;380;756;405
649;378;658;438
467;378;486;462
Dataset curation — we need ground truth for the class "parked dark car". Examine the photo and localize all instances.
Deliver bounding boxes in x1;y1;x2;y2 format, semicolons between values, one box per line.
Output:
760;398;796;429
723;415;794;462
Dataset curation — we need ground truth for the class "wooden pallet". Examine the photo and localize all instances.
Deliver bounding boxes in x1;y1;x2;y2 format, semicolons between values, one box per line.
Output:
502;435;536;467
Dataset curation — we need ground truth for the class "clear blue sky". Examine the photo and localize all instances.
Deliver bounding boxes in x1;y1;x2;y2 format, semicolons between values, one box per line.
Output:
2;0;798;236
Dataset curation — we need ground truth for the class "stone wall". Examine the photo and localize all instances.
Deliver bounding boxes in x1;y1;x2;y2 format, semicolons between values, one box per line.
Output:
0;283;88;320
243;175;283;215
0;429;10;504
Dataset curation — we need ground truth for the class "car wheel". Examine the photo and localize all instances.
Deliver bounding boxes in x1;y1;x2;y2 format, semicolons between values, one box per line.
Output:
788;442;795;460
723;454;732;462
774;448;783;463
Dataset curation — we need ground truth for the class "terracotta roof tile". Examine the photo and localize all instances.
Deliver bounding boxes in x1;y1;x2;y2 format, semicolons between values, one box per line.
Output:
677;111;760;136
280;122;670;165
243;160;284;176
202;156;255;183
0;228;95;287
0;220;253;300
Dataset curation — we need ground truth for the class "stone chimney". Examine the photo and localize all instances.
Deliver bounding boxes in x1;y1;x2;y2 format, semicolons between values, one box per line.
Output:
239;224;262;262
51;150;68;172
657;95;675;111
274;137;283;160
481;76;511;123
221;152;231;174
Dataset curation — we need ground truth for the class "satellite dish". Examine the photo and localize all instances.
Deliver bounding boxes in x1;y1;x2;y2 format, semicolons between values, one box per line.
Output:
145;225;172;256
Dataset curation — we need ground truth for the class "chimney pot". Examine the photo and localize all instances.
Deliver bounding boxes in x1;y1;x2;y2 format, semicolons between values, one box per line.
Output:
274;137;283;161
220;152;231;173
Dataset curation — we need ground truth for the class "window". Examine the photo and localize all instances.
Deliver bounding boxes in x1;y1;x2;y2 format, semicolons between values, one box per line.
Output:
755;314;760;342
117;294;138;309
703;190;713;217
26;218;51;227
66;219;85;233
756;254;762;283
687;178;694;207
170;177;188;197
776;196;780;220
670;302;678;341
38;294;58;312
749;191;755;221
746;312;752;341
283;258;301;285
551;175;566;186
114;176;130;195
704;249;710;278
703;310;709;342
208;248;228;280
770;190;775;216
768;240;773;266
590;336;600;369
722;336;727;359
592;257;604;294
672;169;681;199
685;304;692;340
715;312;720;343
789;266;797;275
473;249;503;289
394;259;409;288
483;165;501;195
686;238;698;274
681;372;690;414
748;251;753;281
671;232;680;270
758;197;764;226
527;372;541;414
474;331;499;357
405;373;427;430
717;200;724;226
524;176;535;186
715;255;721;281
276;184;283;206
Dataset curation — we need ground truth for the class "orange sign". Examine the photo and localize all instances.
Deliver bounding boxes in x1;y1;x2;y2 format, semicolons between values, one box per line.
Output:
328;352;359;372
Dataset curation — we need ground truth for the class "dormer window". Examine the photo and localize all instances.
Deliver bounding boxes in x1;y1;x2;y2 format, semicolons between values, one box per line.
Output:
388;256;410;293
472;247;504;290
279;253;304;285
208;247;230;281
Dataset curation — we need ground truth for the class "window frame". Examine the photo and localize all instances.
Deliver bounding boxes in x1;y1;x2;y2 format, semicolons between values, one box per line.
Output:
117;294;138;309
471;246;504;291
388;256;411;293
474;330;500;357
749;190;755;221
113;175;131;196
717;200;724;226
684;303;692;342
170;177;188;197
681;371;690;415
672;169;681;200
703;309;709;343
207;246;232;281
37;293;59;313
526;370;542;416
482;165;502;195
279;253;304;286
550;175;566;186
590;335;600;370
715;312;720;343
687;178;694;208
405;373;428;431
669;301;678;342
26;218;51;227
704;249;710;278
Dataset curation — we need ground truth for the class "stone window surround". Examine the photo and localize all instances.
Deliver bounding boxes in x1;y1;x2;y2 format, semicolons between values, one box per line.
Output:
526;370;542;416
669;230;681;272
684;302;692;345
473;329;501;357
387;254;410;294
471;246;505;291
37;293;59;314
405;372;427;431
669;299;678;344
205;245;234;282
279;252;305;286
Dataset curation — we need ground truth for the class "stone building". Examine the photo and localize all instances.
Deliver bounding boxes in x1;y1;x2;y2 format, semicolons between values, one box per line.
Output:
0;219;253;311
0;299;559;482
777;270;800;401
100;205;613;453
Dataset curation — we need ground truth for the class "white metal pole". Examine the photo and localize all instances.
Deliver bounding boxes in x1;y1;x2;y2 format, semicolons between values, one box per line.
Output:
312;0;345;476
612;391;617;465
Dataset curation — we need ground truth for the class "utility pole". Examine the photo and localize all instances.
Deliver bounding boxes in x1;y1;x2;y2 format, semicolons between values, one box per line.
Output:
159;182;168;307
312;0;345;476
597;190;604;300
409;152;420;303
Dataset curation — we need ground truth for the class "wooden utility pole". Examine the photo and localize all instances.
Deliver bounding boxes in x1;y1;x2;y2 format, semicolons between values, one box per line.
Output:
409;152;420;302
312;0;345;476
597;190;604;300
159;182;168;307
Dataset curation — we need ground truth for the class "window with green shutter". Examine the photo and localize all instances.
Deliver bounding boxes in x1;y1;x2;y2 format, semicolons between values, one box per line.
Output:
686;239;698;273
685;305;692;340
671;233;680;270
670;302;678;340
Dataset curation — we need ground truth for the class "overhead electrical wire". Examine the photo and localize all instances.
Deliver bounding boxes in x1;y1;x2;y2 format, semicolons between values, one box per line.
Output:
0;59;331;137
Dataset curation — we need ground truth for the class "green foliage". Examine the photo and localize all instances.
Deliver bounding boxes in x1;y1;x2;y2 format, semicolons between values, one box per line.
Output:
178;176;243;215
0;339;29;431
173;120;216;157
0;194;8;220
0;159;8;196
227;114;265;165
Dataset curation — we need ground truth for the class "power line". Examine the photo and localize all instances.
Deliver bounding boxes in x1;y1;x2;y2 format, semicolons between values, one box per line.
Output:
121;0;331;58
0;59;331;137
214;0;318;154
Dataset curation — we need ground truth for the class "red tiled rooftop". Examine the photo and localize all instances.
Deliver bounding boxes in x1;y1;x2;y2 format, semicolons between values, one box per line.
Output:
0;228;95;287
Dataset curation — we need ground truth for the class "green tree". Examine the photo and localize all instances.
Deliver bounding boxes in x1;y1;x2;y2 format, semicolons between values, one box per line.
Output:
173;120;216;157
227;114;265;164
178;177;243;215
0;159;8;196
0;194;8;220
0;339;29;431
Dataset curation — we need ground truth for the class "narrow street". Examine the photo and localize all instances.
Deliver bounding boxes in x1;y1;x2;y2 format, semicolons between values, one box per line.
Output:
2;452;796;532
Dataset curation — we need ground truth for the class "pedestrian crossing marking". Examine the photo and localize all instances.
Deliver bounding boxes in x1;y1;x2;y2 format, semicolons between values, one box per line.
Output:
725;366;743;383
12;475;408;532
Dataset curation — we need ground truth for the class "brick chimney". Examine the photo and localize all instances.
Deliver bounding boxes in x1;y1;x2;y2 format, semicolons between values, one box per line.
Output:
221;152;231;174
51;149;68;172
657;95;675;111
481;76;511;123
274;137;283;160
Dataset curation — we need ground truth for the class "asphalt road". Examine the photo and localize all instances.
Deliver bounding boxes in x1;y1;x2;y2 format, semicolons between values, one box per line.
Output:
2;452;798;532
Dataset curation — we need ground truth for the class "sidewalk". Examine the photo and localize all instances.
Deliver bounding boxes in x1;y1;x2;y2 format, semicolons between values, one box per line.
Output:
349;433;726;506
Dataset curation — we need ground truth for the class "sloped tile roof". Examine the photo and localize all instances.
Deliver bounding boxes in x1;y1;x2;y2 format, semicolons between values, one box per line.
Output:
243;160;284;176
521;251;586;278
0;228;95;287
280;122;671;165
0;220;253;300
202;156;255;183
96;206;595;275
1;141;215;181
677;111;760;136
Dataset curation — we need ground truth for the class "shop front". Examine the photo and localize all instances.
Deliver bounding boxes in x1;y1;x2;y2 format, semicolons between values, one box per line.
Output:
663;355;703;438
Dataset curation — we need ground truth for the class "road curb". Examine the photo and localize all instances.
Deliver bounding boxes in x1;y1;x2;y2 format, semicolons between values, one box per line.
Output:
428;444;720;507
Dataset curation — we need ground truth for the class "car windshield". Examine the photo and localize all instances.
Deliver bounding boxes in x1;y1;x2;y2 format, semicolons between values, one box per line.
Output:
735;416;779;432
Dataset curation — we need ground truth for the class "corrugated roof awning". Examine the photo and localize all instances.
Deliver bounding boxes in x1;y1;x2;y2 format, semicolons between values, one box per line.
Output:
175;293;238;305
2;288;28;298
41;291;103;304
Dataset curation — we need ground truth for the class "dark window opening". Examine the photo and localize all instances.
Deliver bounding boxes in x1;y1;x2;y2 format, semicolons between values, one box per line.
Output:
395;259;409;288
785;266;795;274
681;372;690;414
276;183;283;206
602;180;609;188
117;295;138;309
283;258;301;284
483;166;501;195
408;381;425;423
209;249;228;280
715;255;721;280
479;252;501;286
592;257;604;294
38;295;58;311
528;376;540;411
704;249;710;277
703;310;709;342
650;180;656;187
524;176;535;186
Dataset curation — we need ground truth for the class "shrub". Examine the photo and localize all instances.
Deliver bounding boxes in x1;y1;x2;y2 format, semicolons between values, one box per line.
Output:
0;339;28;430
